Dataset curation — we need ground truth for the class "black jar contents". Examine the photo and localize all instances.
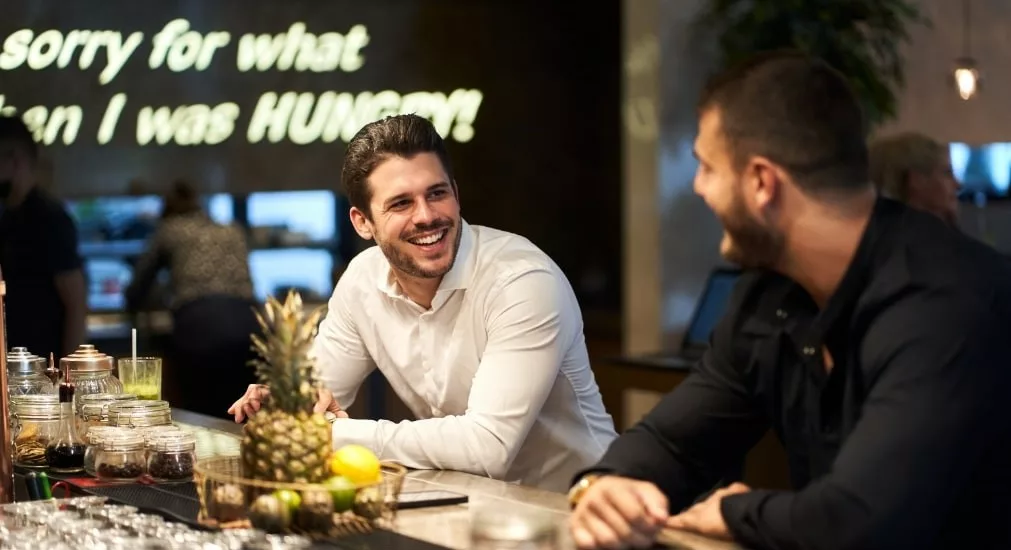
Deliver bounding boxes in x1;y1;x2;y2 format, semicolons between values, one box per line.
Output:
45;443;86;471
98;462;144;479
149;452;194;480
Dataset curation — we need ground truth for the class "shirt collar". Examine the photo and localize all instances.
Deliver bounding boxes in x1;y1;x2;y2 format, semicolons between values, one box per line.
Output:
376;219;477;300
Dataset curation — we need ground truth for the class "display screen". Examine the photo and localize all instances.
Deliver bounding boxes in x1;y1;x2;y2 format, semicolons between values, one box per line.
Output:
950;142;1011;198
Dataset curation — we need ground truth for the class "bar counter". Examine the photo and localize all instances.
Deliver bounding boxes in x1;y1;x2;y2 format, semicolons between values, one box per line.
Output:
171;408;742;550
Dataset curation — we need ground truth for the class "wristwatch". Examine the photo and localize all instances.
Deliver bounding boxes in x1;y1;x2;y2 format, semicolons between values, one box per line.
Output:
567;473;602;508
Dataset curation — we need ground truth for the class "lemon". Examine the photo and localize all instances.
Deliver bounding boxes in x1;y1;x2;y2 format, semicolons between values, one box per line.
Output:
329;444;381;484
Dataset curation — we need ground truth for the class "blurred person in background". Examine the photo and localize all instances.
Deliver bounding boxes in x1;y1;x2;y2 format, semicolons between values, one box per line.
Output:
126;180;258;418
868;132;960;225
0;115;86;358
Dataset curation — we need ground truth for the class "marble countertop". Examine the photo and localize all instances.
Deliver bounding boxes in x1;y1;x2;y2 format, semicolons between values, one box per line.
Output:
171;408;741;550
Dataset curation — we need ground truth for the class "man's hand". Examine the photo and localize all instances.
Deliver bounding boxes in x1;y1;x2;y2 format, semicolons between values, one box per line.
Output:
666;482;750;541
228;384;270;423
313;388;349;418
569;476;669;549
228;385;349;423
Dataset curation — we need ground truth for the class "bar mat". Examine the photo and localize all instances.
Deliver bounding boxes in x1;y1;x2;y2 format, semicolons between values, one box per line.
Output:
82;482;203;527
325;530;454;549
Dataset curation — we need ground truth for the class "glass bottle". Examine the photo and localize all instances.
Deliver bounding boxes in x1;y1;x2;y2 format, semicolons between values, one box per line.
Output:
60;345;123;415
84;426;131;477
6;347;56;398
45;365;86;473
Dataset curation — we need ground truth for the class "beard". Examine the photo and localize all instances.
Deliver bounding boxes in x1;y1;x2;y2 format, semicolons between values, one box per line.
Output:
376;217;462;279
718;188;784;269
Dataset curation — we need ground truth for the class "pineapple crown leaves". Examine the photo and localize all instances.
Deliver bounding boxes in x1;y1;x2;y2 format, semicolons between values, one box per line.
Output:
248;290;328;413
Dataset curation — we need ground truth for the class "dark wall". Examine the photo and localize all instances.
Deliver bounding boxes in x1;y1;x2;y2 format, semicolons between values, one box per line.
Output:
0;0;621;309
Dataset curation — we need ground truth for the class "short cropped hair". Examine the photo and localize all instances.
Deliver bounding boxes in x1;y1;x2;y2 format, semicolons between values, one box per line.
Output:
0;115;38;161
698;50;869;193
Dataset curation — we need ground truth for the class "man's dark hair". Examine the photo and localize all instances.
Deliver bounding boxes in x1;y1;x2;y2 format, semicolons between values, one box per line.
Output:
341;114;454;219
0;115;39;161
698;50;869;193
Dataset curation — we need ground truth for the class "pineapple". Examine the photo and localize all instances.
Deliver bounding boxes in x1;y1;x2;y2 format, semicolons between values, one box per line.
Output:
241;291;333;484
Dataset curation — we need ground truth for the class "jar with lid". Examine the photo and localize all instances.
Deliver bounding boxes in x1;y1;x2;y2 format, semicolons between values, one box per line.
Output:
147;432;196;482
95;431;147;482
61;345;123;414
108;400;172;428
6;347;56;398
84;426;131;476
11;396;61;468
78;393;138;434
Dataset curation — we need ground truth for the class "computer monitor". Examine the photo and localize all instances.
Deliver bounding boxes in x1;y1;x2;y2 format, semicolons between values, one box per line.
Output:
683;268;741;349
248;249;334;303
950;142;1011;198
247;190;337;243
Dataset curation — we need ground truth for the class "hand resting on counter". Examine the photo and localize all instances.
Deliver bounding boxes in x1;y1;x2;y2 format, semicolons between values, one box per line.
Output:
569;475;749;549
227;384;349;423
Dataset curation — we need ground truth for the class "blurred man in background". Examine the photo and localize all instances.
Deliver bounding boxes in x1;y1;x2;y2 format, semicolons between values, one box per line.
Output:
0;115;86;358
869;132;960;225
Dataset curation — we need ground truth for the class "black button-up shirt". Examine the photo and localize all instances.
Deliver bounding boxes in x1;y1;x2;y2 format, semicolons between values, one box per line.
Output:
590;199;1011;549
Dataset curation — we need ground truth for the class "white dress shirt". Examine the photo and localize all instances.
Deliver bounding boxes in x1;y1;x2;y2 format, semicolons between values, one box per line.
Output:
312;220;617;492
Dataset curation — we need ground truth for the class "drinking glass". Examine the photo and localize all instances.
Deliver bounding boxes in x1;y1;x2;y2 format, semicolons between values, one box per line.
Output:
117;358;162;401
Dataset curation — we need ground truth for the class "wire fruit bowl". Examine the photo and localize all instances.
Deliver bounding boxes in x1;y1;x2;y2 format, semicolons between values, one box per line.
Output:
194;455;407;538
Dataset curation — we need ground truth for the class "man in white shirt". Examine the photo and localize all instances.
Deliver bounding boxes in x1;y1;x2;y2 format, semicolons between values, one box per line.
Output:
230;114;617;491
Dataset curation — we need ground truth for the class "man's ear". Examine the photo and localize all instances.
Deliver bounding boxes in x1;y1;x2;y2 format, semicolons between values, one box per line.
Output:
745;156;782;211
349;207;374;240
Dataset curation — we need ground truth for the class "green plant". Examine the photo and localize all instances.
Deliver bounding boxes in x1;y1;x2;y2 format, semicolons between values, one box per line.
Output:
697;0;931;129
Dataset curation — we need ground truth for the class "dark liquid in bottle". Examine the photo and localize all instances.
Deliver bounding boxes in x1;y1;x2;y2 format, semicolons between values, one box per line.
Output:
45;443;86;472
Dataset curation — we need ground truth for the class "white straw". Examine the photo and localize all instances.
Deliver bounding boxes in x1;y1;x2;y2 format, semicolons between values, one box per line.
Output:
131;328;137;363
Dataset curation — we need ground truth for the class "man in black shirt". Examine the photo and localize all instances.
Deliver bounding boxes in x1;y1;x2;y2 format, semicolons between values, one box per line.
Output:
568;52;1011;549
0;116;86;359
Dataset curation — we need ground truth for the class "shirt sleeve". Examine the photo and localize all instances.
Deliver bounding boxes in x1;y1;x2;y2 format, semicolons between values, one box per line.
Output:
312;272;377;410
583;277;769;512
721;289;1010;550
328;267;575;479
46;208;82;274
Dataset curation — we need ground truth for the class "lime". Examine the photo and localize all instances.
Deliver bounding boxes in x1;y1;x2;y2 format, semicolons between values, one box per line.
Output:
324;475;358;512
272;489;301;514
329;444;381;484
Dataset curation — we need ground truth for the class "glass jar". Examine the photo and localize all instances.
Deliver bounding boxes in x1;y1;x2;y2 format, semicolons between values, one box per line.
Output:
147;432;196;482
84;426;132;477
61;345;123;414
6;347;56;399
78;393;138;434
11;396;61;468
108;400;172;428
95;432;146;482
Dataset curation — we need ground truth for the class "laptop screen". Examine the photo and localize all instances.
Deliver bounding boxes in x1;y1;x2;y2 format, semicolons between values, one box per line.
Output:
684;270;740;348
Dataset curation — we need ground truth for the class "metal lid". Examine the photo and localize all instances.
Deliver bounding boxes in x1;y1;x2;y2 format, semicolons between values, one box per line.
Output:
12;395;61;418
60;344;114;373
6;347;46;376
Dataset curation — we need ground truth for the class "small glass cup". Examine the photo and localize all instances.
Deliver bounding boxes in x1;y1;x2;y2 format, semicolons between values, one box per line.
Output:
117;358;162;401
469;505;561;550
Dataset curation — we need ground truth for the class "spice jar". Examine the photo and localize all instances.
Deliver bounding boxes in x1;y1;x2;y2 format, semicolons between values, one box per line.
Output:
147;432;196;482
78;393;138;434
95;431;146;482
6;347;56;398
61;345;123;414
11;396;61;468
84;426;132;477
108;400;172;428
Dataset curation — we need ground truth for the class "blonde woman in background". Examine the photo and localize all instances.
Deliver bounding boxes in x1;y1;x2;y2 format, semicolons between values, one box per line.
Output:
868;132;960;225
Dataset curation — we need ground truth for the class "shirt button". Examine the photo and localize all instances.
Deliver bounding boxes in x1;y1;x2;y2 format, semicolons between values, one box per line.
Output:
802;346;816;356
775;309;788;319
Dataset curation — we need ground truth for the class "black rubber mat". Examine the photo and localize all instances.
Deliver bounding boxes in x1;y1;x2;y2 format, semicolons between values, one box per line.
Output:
82;482;203;527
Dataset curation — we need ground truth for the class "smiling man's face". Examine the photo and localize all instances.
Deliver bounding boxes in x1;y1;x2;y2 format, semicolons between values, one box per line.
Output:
352;152;462;280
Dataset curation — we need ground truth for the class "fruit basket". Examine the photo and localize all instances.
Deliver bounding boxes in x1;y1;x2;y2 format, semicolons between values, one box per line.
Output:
194;455;407;537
